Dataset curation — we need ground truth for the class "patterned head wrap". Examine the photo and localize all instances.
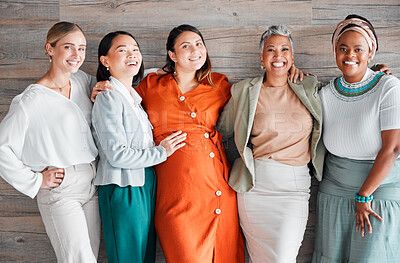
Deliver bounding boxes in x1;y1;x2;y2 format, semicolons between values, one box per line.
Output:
332;17;378;59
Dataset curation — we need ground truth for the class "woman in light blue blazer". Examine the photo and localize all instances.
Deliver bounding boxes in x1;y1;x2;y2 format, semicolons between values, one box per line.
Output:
92;31;186;263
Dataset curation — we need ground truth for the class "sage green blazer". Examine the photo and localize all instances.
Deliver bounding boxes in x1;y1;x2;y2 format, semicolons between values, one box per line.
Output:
217;74;325;193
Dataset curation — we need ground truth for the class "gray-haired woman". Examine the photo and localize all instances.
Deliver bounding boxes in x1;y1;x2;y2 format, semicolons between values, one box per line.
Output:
218;25;324;262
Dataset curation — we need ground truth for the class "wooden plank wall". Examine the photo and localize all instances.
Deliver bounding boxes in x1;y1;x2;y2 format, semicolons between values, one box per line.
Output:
0;0;399;262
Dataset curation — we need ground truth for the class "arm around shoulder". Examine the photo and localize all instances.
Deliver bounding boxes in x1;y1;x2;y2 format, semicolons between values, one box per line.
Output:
217;83;236;140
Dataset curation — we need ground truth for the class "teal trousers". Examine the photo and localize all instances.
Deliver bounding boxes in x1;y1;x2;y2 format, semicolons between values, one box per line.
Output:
98;167;156;263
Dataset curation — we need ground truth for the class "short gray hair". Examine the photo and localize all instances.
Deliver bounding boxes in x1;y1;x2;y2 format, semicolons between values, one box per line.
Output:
259;25;294;54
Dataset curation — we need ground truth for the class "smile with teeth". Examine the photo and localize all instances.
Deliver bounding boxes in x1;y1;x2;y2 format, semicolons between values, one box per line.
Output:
127;61;138;66
344;61;357;66
67;60;79;66
272;62;285;67
189;57;201;61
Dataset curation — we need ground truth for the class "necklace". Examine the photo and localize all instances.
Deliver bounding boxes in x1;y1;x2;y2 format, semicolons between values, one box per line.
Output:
49;78;70;92
47;73;71;93
331;71;384;101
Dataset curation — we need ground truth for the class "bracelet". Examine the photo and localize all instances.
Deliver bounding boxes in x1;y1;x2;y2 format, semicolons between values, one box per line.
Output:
355;193;374;203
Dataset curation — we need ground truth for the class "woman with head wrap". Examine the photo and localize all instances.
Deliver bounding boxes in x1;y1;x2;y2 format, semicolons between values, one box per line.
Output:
312;14;400;262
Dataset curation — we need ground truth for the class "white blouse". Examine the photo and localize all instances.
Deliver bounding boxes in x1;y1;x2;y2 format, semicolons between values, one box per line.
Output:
321;69;400;160
0;70;98;198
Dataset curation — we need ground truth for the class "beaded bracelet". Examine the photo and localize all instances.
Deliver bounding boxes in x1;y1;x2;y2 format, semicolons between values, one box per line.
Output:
355;193;374;203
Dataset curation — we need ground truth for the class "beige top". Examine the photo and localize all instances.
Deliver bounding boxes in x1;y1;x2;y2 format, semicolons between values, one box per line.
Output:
251;83;313;166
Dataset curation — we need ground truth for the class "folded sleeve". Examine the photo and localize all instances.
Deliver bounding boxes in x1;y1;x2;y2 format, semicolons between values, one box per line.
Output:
0;102;42;198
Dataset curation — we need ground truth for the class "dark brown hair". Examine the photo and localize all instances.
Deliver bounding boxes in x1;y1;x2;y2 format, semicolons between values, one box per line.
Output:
163;24;214;87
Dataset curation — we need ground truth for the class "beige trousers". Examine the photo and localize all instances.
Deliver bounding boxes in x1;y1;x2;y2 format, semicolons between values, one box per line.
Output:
36;162;100;263
238;158;311;263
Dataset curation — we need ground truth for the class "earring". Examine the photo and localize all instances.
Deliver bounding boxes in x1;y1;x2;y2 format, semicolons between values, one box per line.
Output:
261;65;265;70
106;66;109;71
49;56;52;63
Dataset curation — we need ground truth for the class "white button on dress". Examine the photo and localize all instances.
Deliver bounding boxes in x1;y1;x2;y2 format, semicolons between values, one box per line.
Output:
204;133;209;138
179;96;185;101
209;152;215;158
216;190;222;196
190;112;196;118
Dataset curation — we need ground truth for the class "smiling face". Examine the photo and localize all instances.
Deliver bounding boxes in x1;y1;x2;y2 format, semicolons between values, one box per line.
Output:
168;31;207;73
260;34;294;79
100;34;142;82
335;30;371;83
46;30;86;73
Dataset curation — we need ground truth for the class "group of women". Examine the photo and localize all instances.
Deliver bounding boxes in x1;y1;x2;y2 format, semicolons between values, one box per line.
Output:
0;13;399;263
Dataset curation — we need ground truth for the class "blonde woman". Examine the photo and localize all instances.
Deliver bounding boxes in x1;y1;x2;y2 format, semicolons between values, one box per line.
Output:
0;22;100;262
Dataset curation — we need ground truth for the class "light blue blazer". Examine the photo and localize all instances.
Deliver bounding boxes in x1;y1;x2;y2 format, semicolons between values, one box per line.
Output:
92;77;167;187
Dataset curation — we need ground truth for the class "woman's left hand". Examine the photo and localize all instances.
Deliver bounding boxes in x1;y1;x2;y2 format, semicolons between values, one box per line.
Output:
374;64;392;75
355;201;383;237
288;65;309;83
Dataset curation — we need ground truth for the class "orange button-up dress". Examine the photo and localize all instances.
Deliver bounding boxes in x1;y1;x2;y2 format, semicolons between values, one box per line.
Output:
136;73;244;263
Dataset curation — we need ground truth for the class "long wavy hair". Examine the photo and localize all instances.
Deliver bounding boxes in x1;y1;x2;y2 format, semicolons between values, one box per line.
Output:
96;31;144;87
162;24;214;87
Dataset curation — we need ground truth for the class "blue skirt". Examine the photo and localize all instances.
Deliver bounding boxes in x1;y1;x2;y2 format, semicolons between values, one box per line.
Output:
312;153;400;263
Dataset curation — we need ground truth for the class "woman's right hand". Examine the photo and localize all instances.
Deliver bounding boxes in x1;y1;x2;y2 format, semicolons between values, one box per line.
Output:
160;131;187;157
288;65;309;84
91;80;113;102
40;167;65;189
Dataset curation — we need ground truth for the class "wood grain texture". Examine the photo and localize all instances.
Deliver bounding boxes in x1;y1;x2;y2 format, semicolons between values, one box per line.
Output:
0;0;399;262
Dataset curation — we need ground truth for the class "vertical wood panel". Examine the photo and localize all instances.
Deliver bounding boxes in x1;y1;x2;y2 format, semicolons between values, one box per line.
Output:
1;0;399;262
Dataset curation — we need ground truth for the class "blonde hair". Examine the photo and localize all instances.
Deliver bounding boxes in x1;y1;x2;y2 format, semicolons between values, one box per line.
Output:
44;22;84;58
